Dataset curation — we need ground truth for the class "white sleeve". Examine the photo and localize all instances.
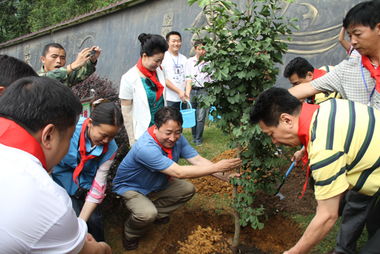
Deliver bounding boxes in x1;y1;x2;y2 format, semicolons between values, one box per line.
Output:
33;209;87;254
86;159;113;204
119;72;134;100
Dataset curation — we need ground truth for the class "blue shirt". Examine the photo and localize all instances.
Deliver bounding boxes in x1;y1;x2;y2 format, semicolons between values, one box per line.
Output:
112;131;198;195
52;117;118;196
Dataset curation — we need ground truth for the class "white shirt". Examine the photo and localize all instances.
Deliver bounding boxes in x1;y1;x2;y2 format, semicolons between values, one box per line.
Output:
311;52;380;109
119;66;166;140
162;51;187;102
185;56;212;88
0;144;87;254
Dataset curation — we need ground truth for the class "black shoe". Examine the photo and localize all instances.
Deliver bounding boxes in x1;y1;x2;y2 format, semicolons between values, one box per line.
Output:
154;216;170;225
123;236;139;251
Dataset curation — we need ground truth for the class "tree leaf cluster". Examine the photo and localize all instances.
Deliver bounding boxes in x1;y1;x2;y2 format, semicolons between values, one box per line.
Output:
0;0;119;43
188;0;294;229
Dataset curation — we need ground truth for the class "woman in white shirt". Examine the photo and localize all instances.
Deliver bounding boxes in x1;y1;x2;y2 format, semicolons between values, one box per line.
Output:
119;33;168;145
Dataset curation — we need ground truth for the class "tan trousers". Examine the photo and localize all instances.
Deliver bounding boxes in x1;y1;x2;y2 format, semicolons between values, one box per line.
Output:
121;178;195;239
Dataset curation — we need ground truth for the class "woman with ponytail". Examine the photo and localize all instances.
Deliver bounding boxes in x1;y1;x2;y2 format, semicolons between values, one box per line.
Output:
119;33;168;146
52;100;123;242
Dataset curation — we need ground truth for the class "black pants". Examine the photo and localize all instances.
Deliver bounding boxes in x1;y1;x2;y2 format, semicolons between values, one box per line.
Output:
336;191;380;253
70;196;105;242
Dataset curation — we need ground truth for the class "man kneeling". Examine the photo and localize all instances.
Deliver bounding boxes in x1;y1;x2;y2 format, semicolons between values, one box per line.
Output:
112;106;241;250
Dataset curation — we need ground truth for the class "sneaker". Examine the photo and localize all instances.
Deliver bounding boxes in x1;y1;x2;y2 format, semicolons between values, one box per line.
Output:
154;216;170;225
123;236;139;251
194;141;203;146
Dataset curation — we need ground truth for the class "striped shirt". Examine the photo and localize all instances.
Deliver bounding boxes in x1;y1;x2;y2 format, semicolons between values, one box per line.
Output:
305;99;380;200
311;54;380;110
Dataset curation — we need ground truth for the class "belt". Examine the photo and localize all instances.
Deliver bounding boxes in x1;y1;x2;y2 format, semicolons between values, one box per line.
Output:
192;86;204;90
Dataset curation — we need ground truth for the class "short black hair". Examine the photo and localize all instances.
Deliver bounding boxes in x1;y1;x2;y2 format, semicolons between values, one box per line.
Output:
166;31;182;41
283;57;314;79
193;40;205;49
138;33;168;57
250;87;302;127
154;106;183;129
343;1;380;29
0;55;38;88
41;43;65;57
0;76;82;133
91;101;123;127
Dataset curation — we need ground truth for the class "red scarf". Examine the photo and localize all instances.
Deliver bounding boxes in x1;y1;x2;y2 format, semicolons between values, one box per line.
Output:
297;103;320;198
136;58;164;101
0;117;47;169
312;68;327;80
147;125;173;159
362;55;380;93
72;118;108;184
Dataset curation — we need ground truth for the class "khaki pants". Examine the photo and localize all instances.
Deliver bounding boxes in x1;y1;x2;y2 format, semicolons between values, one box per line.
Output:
121;178;195;239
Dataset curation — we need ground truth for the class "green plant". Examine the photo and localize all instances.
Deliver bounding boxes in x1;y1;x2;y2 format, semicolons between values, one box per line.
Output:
187;0;295;250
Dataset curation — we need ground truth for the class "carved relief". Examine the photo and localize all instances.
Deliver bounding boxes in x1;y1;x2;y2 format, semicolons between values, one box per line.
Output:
161;12;173;37
188;0;354;56
23;45;31;65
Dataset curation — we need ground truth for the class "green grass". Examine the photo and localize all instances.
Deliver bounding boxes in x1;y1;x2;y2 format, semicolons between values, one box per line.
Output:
291;214;368;253
180;122;231;162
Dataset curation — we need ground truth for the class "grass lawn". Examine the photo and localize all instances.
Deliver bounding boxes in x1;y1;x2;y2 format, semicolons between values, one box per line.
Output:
180;122;231;161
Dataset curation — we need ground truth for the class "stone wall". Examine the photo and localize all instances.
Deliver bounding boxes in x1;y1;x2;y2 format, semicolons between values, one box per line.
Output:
0;0;363;88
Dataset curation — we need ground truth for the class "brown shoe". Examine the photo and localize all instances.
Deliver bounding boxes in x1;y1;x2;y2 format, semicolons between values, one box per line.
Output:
122;236;139;251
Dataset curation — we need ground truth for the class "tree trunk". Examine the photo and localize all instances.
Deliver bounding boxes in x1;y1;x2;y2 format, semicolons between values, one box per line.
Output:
231;145;242;253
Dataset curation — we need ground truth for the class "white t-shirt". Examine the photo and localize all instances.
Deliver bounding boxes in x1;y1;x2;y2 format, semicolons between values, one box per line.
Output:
0;144;87;254
162;51;187;102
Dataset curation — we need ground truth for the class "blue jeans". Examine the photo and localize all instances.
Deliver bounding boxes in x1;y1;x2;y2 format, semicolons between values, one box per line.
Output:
71;196;105;241
190;89;208;143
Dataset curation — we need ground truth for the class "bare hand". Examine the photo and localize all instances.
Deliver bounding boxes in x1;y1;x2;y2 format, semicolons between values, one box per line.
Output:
71;47;92;69
212;172;240;182
89;46;101;63
215;158;242;172
179;90;186;101
291;147;305;166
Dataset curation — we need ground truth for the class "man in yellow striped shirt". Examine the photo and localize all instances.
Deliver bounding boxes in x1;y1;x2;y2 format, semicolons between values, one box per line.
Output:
250;87;380;254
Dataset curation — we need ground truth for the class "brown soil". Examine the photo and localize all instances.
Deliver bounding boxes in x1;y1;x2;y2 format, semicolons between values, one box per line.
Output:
104;149;316;254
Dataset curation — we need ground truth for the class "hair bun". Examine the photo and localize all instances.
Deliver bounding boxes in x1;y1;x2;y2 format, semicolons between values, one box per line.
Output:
138;33;151;45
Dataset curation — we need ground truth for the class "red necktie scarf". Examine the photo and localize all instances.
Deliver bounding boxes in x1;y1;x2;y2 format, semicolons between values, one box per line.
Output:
312;68;327;80
297;103;320;198
136;58;164;101
72;118;108;184
0;117;47;169
147;125;173;159
362;55;380;93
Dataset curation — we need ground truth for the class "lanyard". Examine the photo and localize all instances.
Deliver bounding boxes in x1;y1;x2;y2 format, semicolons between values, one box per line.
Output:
360;64;376;104
171;54;179;66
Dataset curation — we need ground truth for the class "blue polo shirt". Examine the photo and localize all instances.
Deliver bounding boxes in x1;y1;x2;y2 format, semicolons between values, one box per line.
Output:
52;117;118;196
112;131;198;195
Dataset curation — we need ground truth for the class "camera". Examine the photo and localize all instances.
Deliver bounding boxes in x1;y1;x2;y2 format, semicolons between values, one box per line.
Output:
87;49;96;57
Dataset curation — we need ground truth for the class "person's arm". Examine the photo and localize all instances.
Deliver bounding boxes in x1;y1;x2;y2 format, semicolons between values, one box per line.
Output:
283;193;343;254
79;234;112;254
338;27;351;53
67;46;101;86
186;154;237;181
161;155;241;179
288;82;321;100
121;99;135;146
166;79;186;101
79;159;113;221
185;79;192;99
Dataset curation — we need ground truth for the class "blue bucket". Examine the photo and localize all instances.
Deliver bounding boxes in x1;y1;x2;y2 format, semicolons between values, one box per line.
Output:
180;101;196;128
